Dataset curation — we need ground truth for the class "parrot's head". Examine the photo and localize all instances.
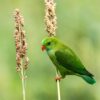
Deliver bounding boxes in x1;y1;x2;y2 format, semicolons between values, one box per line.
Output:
41;37;58;51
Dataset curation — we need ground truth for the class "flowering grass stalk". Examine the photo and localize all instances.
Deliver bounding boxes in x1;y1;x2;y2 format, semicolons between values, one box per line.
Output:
44;0;61;100
13;9;29;100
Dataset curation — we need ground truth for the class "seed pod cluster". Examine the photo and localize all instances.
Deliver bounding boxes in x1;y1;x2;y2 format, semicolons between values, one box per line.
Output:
14;9;29;71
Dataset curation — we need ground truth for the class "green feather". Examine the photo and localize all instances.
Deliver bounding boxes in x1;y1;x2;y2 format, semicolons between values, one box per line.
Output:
55;50;92;76
81;75;96;85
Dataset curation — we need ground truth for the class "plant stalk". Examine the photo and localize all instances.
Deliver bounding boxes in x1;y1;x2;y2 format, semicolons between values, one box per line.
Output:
56;72;61;100
21;62;26;100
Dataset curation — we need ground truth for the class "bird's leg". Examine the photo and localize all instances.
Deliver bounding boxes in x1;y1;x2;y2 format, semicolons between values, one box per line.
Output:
55;69;62;81
55;76;62;81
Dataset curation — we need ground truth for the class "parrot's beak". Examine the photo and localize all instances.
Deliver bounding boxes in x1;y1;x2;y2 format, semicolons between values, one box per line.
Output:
41;45;46;51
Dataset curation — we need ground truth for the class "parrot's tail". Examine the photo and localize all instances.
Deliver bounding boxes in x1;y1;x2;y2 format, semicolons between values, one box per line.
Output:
81;75;96;85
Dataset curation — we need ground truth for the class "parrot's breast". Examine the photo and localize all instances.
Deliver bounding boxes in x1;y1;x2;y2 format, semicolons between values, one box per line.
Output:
47;49;74;78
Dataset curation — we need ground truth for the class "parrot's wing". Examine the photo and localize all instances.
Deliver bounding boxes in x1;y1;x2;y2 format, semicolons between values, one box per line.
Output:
55;49;93;76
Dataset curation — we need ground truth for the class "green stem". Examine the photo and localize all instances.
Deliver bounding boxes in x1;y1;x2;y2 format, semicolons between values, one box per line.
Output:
21;62;26;100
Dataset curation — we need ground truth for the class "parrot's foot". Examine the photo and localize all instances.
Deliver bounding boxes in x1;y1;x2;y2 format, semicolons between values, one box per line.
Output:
55;76;62;81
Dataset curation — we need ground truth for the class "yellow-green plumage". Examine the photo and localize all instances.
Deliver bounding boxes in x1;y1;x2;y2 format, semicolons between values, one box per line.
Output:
42;37;96;85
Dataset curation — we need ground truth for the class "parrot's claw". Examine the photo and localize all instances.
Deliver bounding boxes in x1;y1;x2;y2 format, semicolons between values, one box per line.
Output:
55;76;62;81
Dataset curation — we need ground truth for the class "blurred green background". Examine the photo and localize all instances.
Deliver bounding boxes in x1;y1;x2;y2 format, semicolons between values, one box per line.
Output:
0;0;100;100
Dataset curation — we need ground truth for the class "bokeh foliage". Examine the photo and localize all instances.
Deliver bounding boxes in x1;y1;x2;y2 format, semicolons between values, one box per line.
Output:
0;0;100;100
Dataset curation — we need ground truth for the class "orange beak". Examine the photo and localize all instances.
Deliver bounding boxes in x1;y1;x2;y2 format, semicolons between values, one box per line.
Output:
41;45;46;51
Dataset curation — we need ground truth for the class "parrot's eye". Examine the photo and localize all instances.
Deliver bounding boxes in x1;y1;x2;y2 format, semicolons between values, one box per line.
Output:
47;42;51;45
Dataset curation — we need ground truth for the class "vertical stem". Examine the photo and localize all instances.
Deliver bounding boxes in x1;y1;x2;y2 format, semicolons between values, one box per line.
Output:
21;61;26;100
56;72;61;100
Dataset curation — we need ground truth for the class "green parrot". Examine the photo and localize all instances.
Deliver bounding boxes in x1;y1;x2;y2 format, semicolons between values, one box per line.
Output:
41;37;96;85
